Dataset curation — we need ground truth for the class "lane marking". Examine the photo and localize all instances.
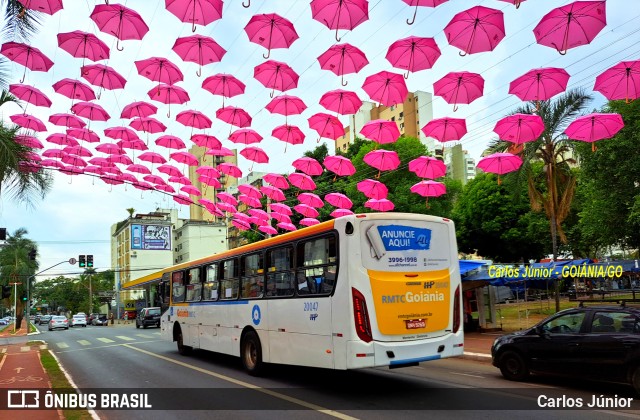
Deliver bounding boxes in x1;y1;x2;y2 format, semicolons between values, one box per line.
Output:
450;372;485;379
56;343;69;349
135;334;155;339
115;336;135;341
123;344;358;420
97;338;115;343
77;340;92;346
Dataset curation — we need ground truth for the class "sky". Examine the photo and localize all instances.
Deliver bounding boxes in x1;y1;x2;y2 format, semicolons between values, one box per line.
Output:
0;0;637;279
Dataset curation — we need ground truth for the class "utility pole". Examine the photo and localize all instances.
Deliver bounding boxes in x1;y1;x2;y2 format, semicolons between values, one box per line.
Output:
89;272;92;315
10;282;20;333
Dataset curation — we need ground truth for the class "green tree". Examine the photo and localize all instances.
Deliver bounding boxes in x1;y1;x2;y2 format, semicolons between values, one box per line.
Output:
0;228;37;328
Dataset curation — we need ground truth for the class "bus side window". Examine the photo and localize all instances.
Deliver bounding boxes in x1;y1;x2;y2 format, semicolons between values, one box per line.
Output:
241;253;264;299
186;267;202;302
296;235;337;296
221;258;239;300
172;271;186;303
267;246;294;297
204;263;219;301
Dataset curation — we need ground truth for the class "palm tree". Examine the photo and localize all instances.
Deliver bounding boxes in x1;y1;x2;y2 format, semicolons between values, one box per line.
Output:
0;227;38;328
491;88;593;311
1;1;43;89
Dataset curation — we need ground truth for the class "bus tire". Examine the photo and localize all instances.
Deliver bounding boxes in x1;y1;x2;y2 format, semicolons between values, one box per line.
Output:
241;331;263;376
176;326;192;355
499;350;529;381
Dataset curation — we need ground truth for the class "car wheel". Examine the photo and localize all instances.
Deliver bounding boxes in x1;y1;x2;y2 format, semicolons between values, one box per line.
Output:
136;322;140;329
176;327;192;355
241;330;264;376
143;324;147;329
499;350;529;381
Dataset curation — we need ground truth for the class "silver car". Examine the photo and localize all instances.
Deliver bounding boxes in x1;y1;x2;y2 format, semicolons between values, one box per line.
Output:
48;316;69;331
70;314;87;327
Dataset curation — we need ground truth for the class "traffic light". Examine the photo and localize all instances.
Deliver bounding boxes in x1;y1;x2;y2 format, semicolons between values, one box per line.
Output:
79;255;86;268
2;286;11;299
22;292;27;301
87;255;94;268
28;248;36;261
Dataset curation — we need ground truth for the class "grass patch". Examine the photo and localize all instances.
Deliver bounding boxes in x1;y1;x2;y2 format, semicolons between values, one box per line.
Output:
491;298;579;331
40;350;93;420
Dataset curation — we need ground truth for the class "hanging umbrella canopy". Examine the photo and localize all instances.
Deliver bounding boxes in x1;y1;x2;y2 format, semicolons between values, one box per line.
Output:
494;114;545;144
288;172;316;191
357;178;388;199
300;218;320;227
71;101;110;121
331;208;354;218
156;135;186;150
402;0;449;25
421;117;467;142
264;173;289;189
259;225;278;235
229;128;262;145
144;174;168;185
135;57;184;86
364;198;394;212
165;0;223;33
277;222;297;232
202;73;246;102
218;162;243;178
363;150;401;174
90;3;150;51
119;138;148;151
49;113;86;128
9;84;52;108
81;64;127;98
158;164;183;177
270;203;292;216
196;165;220;178
444;6;505;56
594;60;640;103
310;0;369;41
509;67;570;102
362;70;408;107
57;30;110;64
206;146;234;157
127;163;151;175
325;192;353;209
261;185;285;201
533;1;607;55
498;0;527;8
67;128;99;143
52;78;96;103
434;71;484;111
408;156;446;179
181;185;202;196
298;192;324;208
317;43;369;86
477;153;523;183
192;134;222;149
121;101;158;119
170;151;199;166
217;192;239;206
319;89;362;115
238;183;262;199
139;151;167;165
254;60;299;97
148;84;190;117
240;146;269;164
42;148;68;159
266;94;307;117
20;0;63;15
176;109;212;129
239;194;262;208
244;13;299;59
565;112;624;150
172;34;226;77
292;157;323;176
15;134;44;149
410;180;446;206
105;126;140;141
359;119;401;144
130;117;167;134
294;204;319;218
308;113;345;142
217;106;252;128
174;194;195;206
272;124;305;152
11;114;47;132
46;133;79;146
1;41;54;83
385;36;441;79
96;143;125;156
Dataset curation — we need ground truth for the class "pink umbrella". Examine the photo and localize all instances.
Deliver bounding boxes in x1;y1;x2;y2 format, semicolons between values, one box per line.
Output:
172;34;226;77
288;172;316;191
292;157;323;176
240;146;269;168
331;208;354;218
259;225;278;235
410;180;446;206
105;126;139;142
326;192;353;209
57;31;110;68
19;0;63;15
565;113;625;151
300;218;320;227
498;0;526;9
148;84;190;117
156;135;186;150
357;179;388;199
52;78;96;107
196;165;220;178
319;89;362;115
533;1;607;55
244;13;299;59
169;175;192;185
49;113;86;128
135;57;184;89
362;71;408;107
421;117;467;143
364;198;394;212
308;113;345;143
477;152;523;184
10;114;46;132
1;41;53;83
144;175;167;185
594;60;640;103
96;143;125;156
272;125;305;152
15;134;44;149
200;176;222;189
264;173;289;189
42;148;68;159
67;128;100;143
166;0;223;33
270;203;292;216
119;138;148;151
158;164;182;177
494;114;545;145
218;162;243;178
444;6;505;56
181;185;202;196
217;192;239;206
139;152;167;165
121;101;158;119
402;0;449;25
41;159;65;169
323;155;356;179
266;95;307;122
509;67;571;104
176;110;212;135
130;117;167;135
202;73;246;106
217;106;252;129
229;128;263;145
46;133;79;146
90;3;149;51
239;194;261;208
311;0;369;41
218;201;238;214
363;150;400;177
206;147;234;157
299;192;324;208
295;204;319;219
174;194;195;206
434;71;484;112
260;185;285;201
232;218;251;231
127;163;151;175
9;84;52;112
238;184;262;199
254;60;299;98
386;36;441;79
409;156;446;179
317;43;368;86
81;64;127;99
170;151;199;166
192;134;222;149
71;101;110;122
277;222;297;232
359;120;400;144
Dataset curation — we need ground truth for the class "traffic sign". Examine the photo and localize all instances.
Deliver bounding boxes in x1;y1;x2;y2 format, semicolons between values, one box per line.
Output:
69;257;77;265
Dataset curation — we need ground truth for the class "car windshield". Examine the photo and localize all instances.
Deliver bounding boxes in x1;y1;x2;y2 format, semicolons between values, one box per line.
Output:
148;309;160;315
73;315;84;319
52;316;66;321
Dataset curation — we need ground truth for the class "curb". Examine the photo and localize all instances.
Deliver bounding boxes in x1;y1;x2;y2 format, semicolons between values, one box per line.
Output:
462;352;492;362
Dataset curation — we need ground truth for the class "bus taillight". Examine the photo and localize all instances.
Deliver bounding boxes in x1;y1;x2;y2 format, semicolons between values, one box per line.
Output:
452;285;461;334
352;287;372;343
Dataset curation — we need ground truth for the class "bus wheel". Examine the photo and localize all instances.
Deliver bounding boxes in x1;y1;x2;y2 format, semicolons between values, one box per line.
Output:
176;327;192;355
241;331;263;376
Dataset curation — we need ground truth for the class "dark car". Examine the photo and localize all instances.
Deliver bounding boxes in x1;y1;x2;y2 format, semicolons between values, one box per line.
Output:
491;304;640;394
38;315;52;325
136;307;161;329
91;314;108;326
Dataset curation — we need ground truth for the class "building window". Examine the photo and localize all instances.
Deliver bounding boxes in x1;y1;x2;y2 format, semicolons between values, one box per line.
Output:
391;116;395;122
399;112;403;120
390;105;395;111
400;122;405;130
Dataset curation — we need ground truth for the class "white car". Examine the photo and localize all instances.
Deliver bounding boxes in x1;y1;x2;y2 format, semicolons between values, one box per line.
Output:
70;314;87;327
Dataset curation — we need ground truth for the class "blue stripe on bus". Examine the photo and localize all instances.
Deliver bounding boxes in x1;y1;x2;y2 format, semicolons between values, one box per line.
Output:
186;300;251;306
389;354;441;365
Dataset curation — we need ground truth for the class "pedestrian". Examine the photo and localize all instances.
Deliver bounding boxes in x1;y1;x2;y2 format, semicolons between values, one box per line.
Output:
109;312;114;326
124;312;129;324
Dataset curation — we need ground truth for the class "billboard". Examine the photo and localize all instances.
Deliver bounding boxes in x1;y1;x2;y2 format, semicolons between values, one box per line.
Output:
131;224;171;250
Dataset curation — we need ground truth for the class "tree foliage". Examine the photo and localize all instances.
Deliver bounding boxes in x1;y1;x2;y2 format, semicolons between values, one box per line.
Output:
0;227;37;327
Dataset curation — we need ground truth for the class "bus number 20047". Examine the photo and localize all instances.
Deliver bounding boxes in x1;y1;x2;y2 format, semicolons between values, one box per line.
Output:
304;301;319;312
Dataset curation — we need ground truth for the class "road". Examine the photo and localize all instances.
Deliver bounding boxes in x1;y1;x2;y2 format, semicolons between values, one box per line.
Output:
37;324;639;420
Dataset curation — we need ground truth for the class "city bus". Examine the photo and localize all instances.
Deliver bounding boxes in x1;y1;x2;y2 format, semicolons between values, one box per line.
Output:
136;212;463;374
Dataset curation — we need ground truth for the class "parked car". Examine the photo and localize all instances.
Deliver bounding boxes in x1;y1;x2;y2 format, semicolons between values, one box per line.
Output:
491;304;640;394
91;314;108;326
88;313;99;324
136;307;161;329
48;315;69;331
70;314;87;327
39;315;52;325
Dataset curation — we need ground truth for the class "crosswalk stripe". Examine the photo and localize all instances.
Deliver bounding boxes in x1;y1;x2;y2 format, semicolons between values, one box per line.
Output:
116;336;135;341
135;334;154;338
97;337;114;343
77;340;91;346
56;343;69;349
